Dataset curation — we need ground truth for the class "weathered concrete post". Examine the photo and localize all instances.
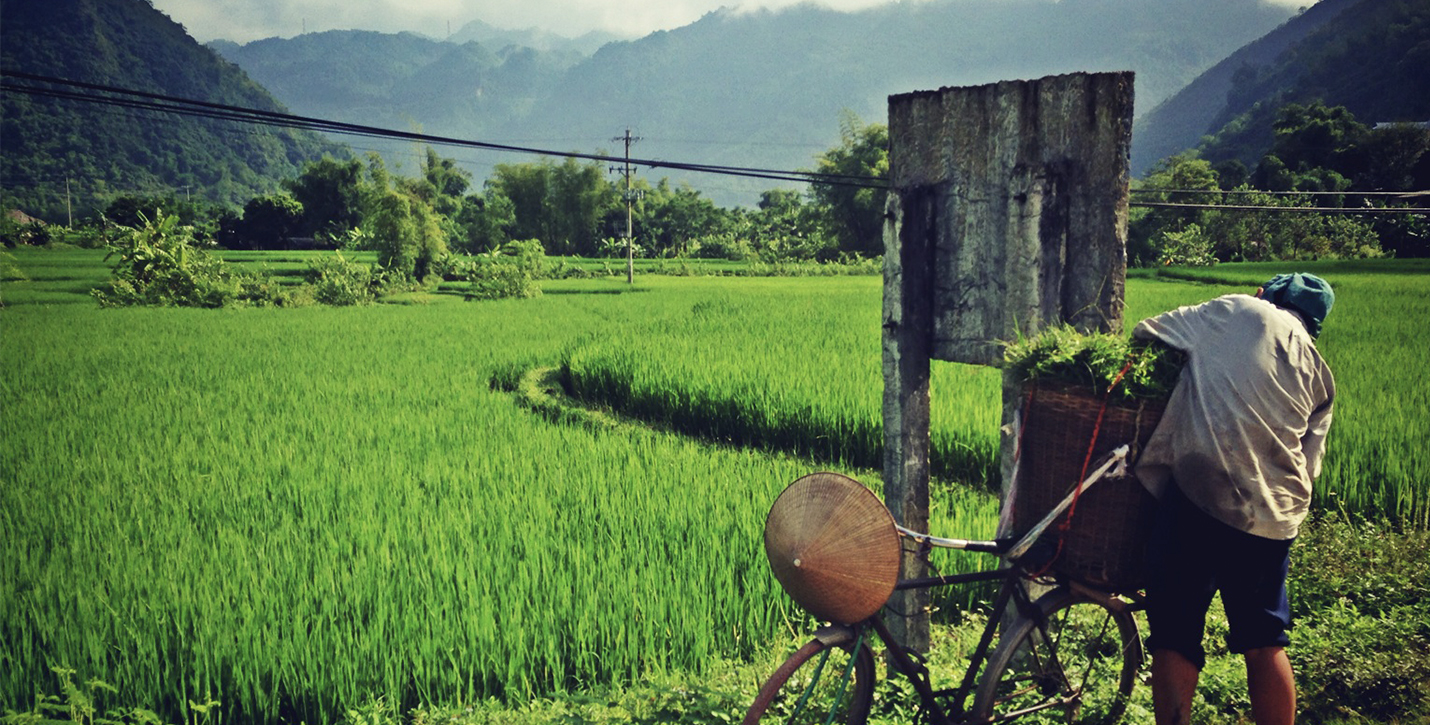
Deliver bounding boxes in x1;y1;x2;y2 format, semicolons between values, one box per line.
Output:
882;71;1135;650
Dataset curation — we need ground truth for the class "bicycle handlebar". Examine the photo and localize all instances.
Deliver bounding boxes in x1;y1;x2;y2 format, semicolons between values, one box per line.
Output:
895;525;1009;554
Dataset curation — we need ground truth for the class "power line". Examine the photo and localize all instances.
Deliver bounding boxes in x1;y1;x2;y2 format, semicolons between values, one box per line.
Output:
4;69;1427;216
1135;201;1428;214
1132;187;1428;198
0;70;880;189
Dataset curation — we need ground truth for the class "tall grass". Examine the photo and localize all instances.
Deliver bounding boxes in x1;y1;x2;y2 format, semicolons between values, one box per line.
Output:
564;277;1004;490
2;250;1426;724
564;265;1430;528
0;285;819;722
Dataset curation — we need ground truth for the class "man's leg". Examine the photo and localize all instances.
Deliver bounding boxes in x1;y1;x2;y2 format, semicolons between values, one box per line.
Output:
1146;485;1216;725
1152;648;1200;725
1245;646;1296;725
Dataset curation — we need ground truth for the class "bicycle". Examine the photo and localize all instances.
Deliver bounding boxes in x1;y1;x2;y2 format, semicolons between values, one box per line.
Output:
743;445;1145;725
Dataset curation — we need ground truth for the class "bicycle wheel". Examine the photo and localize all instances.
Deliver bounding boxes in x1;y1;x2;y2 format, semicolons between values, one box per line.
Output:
742;633;877;725
970;588;1141;725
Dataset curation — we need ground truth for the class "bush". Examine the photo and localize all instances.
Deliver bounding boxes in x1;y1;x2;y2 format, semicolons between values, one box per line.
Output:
466;239;545;301
1157;223;1218;267
691;233;754;261
1;214;52;247
1287;516;1430;723
306;252;375;306
232;270;300;307
92;211;234;308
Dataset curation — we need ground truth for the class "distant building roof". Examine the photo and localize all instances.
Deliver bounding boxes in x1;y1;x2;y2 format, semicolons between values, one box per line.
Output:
1372;121;1430;130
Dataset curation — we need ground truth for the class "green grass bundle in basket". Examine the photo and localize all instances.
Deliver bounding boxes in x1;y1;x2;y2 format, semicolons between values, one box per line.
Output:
1002;325;1185;402
1001;326;1186;591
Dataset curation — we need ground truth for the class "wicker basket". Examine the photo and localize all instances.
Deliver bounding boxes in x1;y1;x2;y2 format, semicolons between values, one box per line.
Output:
1011;383;1166;592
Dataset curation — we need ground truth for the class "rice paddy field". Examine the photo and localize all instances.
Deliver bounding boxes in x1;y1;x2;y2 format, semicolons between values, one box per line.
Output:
2;248;1427;723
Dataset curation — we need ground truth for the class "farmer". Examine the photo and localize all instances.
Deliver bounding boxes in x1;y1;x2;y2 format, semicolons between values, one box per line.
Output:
1131;273;1336;725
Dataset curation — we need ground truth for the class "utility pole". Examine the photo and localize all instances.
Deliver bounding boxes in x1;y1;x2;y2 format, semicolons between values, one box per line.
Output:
610;128;641;283
65;177;72;228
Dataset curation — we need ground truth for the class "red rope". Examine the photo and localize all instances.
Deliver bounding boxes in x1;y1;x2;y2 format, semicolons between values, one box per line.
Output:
1024;360;1135;579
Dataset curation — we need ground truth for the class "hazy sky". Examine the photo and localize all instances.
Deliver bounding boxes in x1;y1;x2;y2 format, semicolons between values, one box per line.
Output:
151;0;891;44
152;0;1317;45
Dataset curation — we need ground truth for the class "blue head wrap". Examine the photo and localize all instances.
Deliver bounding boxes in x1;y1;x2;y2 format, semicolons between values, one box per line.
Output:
1260;273;1334;338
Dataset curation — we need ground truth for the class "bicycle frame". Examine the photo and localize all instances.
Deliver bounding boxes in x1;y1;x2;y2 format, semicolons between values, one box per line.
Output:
812;555;1030;725
748;445;1141;725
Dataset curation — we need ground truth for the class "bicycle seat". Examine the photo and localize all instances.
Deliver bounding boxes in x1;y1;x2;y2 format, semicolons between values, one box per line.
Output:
764;472;902;624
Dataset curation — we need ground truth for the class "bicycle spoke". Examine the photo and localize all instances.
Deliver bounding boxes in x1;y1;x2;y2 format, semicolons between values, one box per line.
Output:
972;590;1141;725
742;635;876;725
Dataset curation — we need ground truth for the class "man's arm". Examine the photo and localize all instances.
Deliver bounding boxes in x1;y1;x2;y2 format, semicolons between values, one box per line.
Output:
1302;376;1335;480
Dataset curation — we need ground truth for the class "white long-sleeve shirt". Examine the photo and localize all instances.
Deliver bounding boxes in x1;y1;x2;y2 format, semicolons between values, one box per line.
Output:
1132;294;1335;540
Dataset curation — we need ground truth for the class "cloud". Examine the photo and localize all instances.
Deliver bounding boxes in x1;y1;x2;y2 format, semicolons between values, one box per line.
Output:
154;0;1318;44
151;0;904;43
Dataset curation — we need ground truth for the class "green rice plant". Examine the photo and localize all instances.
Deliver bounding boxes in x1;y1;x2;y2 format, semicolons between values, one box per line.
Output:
1;251;1426;725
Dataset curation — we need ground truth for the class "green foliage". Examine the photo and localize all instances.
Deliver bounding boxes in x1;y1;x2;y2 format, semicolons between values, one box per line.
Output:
745;188;835;262
1133;136;1389;266
1289;516;1430;723
455;186;516;254
1001;325;1186;401
92;211;232;308
0;213;52;247
1201;189;1383;262
0;666;168;725
489;157;618;257
1129;153;1223;266
283;156;369;238
1156;223;1219;267
810;112;889;258
370;189;448;287
0;0;338;222
224;193;305;250
466;239;545;300
307;251;376;306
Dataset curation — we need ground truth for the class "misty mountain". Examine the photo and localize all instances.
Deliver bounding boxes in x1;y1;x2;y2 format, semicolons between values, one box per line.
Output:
1141;0;1430;174
0;0;339;222
1131;0;1430;174
210;0;1297;206
446;17;626;58
209;29;572;153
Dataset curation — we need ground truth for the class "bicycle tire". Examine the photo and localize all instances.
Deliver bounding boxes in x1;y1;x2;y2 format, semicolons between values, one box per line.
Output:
970;587;1141;725
741;635;877;725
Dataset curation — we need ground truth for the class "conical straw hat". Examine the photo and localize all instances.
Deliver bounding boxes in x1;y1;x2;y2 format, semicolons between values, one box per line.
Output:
763;472;901;624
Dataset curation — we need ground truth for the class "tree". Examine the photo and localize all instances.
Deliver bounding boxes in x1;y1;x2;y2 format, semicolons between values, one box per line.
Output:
810;113;889;257
455;186;516;254
638;180;728;257
224;194;304;250
1128;153;1221;265
1353;123;1430;191
369;189;447;285
488;157;617;256
419;147;472;208
283;156;367;237
748;188;833;261
1252;103;1368;191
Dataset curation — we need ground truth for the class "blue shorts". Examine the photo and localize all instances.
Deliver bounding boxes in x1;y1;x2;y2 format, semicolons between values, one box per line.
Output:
1145;485;1293;670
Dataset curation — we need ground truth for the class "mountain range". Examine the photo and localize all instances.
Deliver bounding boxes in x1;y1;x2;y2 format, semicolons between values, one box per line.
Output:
6;0;1428;220
0;0;338;222
208;0;1300;206
1133;0;1430;173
